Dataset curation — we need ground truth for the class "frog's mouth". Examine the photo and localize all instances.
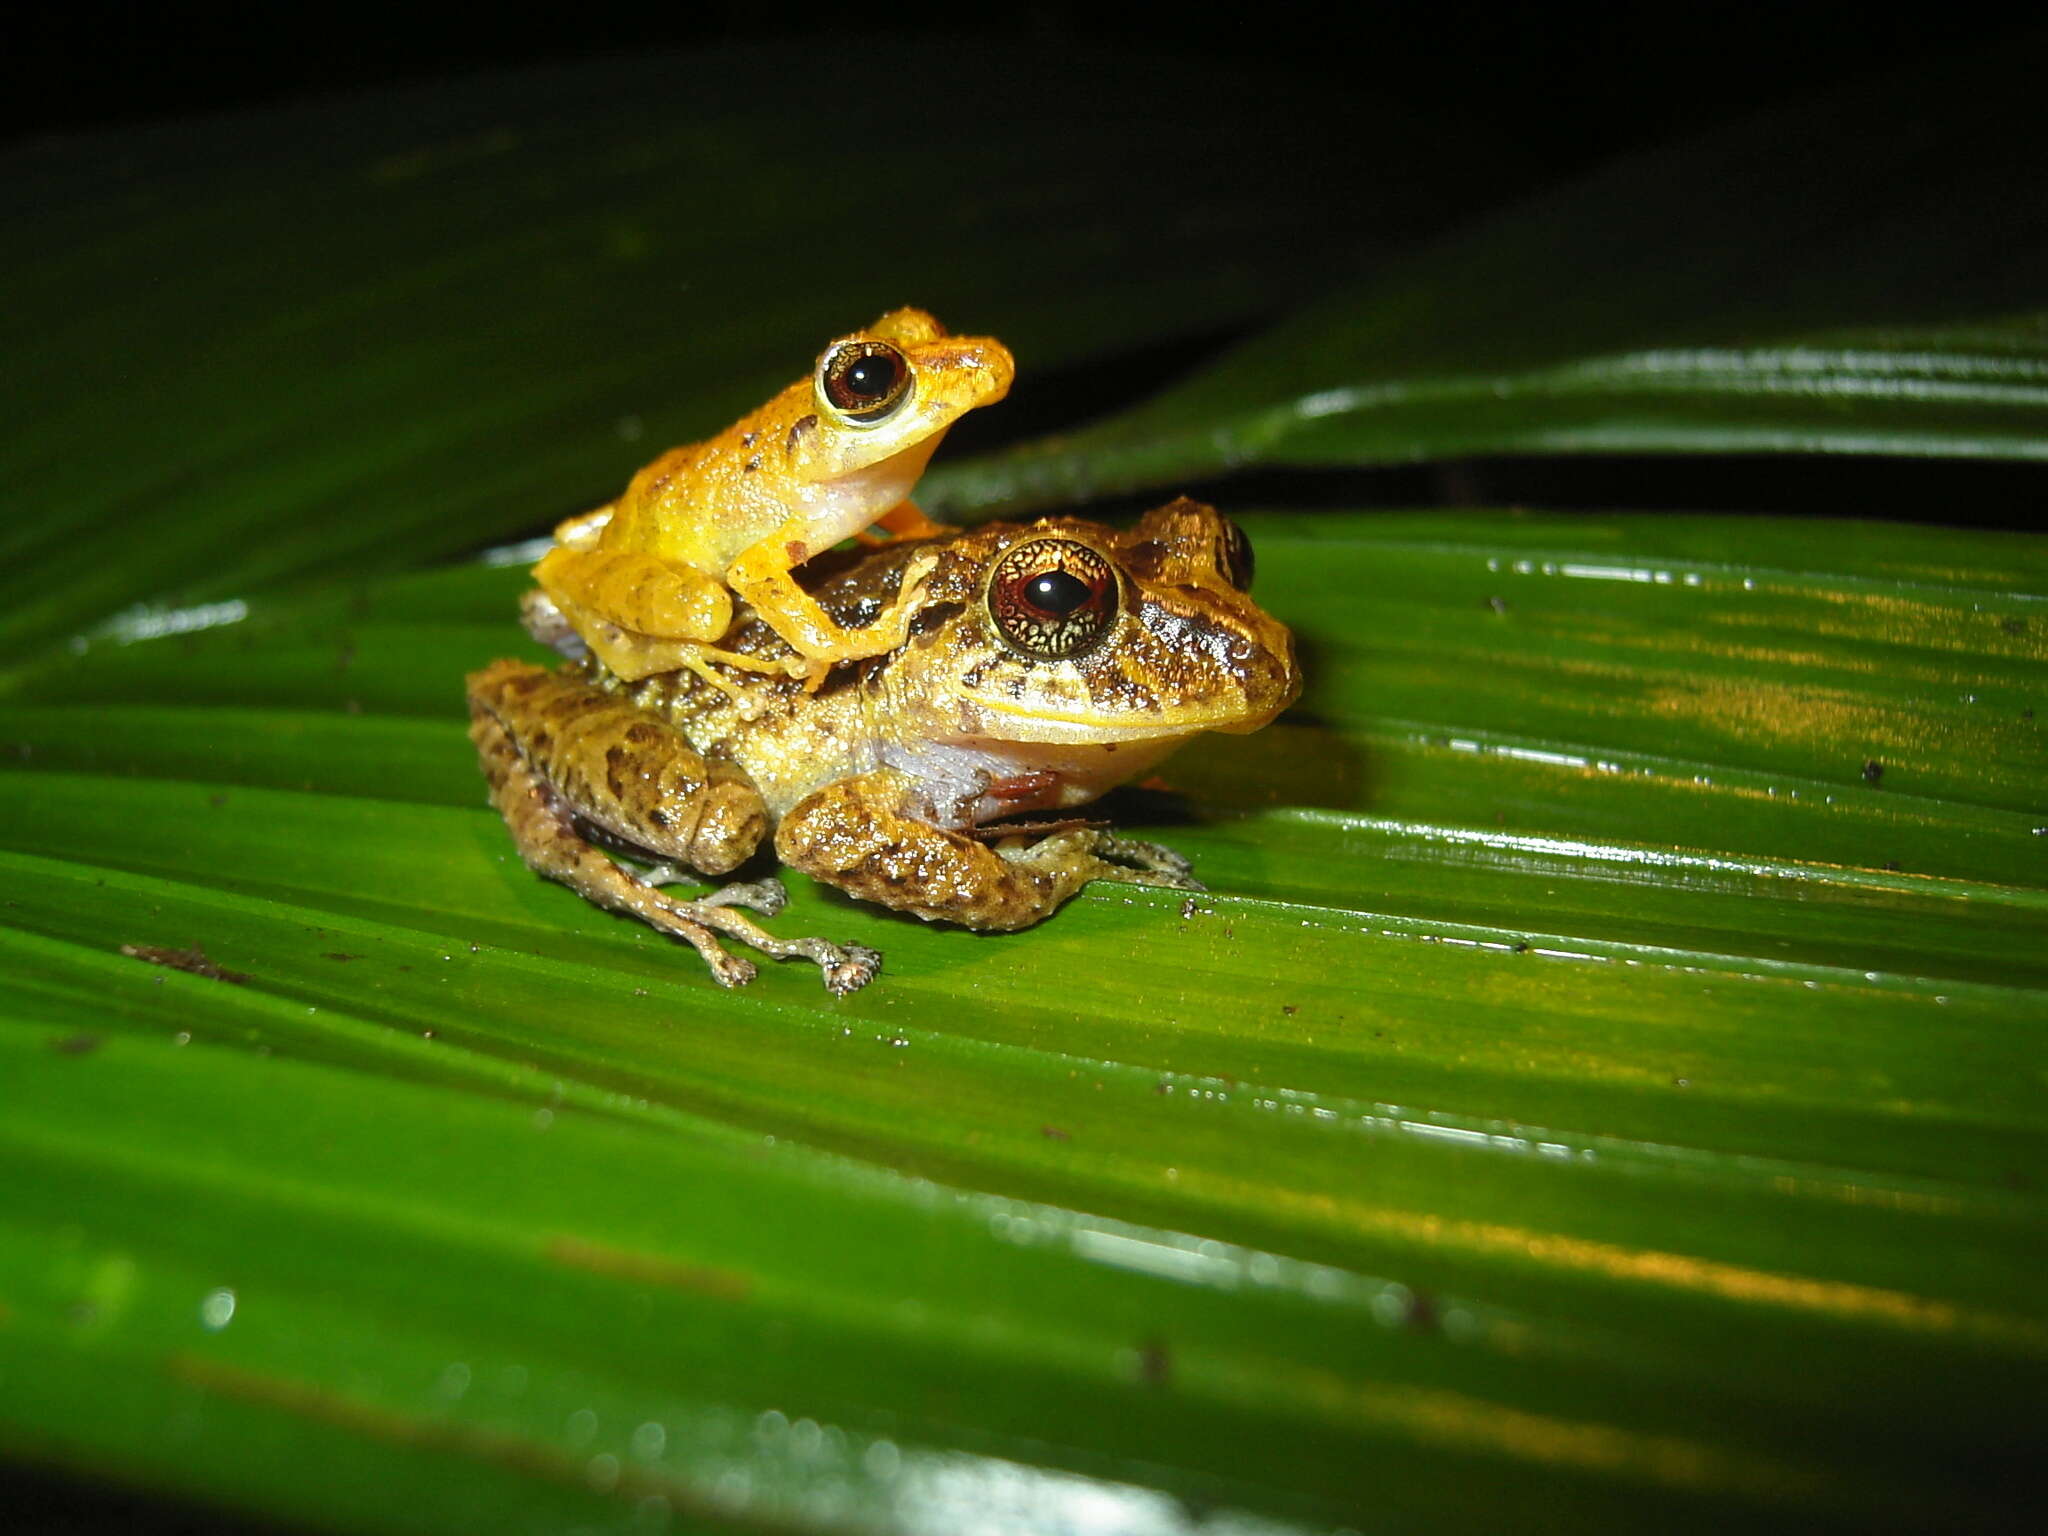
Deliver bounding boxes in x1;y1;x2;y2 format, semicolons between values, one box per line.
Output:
957;693;1287;742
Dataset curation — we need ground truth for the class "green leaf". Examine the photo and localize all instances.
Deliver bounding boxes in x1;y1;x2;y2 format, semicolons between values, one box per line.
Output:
930;42;2048;514
4;507;2044;1533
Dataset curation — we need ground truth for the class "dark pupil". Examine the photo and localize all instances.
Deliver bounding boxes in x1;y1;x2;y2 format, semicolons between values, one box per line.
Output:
842;354;899;402
1023;569;1092;615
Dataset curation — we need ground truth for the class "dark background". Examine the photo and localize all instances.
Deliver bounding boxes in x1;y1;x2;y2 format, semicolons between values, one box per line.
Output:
5;3;2028;188
12;3;2035;528
7;5;2043;531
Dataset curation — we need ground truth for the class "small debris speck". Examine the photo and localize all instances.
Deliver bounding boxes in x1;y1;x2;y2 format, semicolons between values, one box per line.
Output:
1861;760;1884;785
120;943;249;985
1402;1291;1440;1333
1040;1125;1070;1141
1136;1337;1171;1387
50;1034;101;1055
321;952;362;963
1281;1005;1298;1017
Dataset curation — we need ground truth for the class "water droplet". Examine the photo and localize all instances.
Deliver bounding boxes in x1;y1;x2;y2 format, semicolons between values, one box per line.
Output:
862;1439;902;1481
199;1287;236;1331
585;1452;621;1493
438;1362;471;1399
1370;1283;1412;1326
566;1408;598;1448
631;1421;666;1462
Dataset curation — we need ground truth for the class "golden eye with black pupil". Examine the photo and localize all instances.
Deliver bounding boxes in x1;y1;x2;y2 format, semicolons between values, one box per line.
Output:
987;539;1117;660
1217;517;1254;590
818;340;911;423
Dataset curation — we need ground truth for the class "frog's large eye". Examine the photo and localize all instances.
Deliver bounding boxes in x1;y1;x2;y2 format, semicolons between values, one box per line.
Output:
1217;517;1255;590
817;340;912;424
986;538;1118;660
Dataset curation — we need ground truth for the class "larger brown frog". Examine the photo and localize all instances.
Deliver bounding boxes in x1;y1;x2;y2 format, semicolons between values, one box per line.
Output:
467;498;1298;991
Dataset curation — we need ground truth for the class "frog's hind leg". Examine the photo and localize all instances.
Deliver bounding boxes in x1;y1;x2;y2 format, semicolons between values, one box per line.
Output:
777;768;1198;933
466;660;880;994
1087;833;1199;885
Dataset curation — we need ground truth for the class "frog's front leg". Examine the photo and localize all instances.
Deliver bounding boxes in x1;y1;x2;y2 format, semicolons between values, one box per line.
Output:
775;769;1199;932
466;660;880;994
727;523;940;676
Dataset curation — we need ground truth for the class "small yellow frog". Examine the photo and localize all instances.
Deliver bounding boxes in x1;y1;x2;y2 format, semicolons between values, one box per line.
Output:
468;499;1299;990
532;308;1013;686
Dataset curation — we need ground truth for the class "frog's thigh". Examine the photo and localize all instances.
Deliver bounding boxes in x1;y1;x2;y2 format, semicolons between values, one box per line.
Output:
468;661;881;994
534;546;732;643
776;769;1171;931
466;658;766;876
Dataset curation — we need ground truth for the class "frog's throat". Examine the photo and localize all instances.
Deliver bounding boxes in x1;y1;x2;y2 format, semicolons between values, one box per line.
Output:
879;736;1186;830
792;434;945;545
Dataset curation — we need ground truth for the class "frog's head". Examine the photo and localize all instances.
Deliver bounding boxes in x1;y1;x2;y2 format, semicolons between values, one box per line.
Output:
874;499;1298;770
765;308;1013;523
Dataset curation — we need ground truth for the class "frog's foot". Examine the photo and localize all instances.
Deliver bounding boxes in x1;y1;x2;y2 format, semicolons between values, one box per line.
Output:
519;590;590;660
682;903;882;997
635;863;788;915
694;875;791;919
728;545;943;682
1091;833;1202;889
551;503;615;550
999;828;1203;894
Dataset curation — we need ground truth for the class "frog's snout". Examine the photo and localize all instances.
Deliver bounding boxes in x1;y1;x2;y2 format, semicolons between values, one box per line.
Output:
930;336;1015;403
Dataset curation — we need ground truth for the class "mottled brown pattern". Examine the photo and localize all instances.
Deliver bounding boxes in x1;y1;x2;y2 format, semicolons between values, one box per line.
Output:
467;659;765;874
465;660;875;993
